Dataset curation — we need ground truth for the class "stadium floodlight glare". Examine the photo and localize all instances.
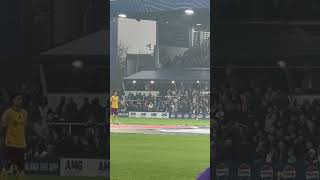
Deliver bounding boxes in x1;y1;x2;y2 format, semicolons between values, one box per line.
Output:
132;80;136;84
118;14;127;18
196;80;200;84
185;9;194;15
150;81;155;84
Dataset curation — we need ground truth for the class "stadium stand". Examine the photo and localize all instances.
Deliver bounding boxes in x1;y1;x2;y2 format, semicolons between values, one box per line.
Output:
0;62;108;162
213;65;320;178
0;90;107;160
28;94;107;157
120;86;209;114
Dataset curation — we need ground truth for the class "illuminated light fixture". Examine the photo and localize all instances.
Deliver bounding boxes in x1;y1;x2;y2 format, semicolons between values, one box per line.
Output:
165;21;169;24
171;81;175;84
185;9;194;15
118;14;127;18
196;24;202;26
132;80;136;84
196;81;200;84
150;81;155;84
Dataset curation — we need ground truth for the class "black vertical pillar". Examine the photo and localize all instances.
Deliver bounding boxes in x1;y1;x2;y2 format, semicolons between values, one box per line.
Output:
19;0;33;55
0;0;20;55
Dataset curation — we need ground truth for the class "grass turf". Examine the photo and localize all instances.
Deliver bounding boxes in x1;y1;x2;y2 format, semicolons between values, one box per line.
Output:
110;133;209;180
114;117;210;127
8;176;105;180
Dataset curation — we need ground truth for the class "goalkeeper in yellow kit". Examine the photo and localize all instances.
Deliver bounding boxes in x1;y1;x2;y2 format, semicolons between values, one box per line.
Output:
1;93;28;180
110;91;120;124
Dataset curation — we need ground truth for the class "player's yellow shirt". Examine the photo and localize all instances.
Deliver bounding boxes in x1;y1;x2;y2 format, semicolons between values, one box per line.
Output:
2;107;27;148
111;95;119;109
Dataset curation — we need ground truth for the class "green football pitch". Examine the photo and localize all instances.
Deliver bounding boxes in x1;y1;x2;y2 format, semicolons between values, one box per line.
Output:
114;117;210;126
110;118;210;180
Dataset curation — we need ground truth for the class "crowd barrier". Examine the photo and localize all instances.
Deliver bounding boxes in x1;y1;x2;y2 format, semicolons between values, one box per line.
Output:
24;158;108;177
213;161;320;179
118;111;210;119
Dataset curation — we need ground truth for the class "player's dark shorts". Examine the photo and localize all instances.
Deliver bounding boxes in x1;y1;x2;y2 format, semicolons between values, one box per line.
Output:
111;108;118;115
5;146;25;170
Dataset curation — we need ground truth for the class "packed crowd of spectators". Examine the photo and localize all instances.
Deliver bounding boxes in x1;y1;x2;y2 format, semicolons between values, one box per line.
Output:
0;82;108;159
213;72;320;166
119;86;210;114
27;96;107;159
160;42;210;68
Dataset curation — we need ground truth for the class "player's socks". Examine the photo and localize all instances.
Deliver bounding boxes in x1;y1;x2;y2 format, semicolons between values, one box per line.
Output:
110;115;114;124
114;115;119;124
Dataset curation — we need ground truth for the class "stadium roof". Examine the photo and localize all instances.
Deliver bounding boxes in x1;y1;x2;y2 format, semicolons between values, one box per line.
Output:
110;0;210;16
42;30;108;55
123;69;209;81
110;0;210;24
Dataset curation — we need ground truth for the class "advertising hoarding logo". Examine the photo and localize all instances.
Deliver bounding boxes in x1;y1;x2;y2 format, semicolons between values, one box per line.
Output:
260;164;273;178
130;112;136;117
282;165;296;179
118;111;129;117
238;164;251;177
184;114;189;119
170;113;176;118
25;160;59;175
97;161;108;171
64;160;83;171
216;163;229;177
60;158;107;177
306;166;319;179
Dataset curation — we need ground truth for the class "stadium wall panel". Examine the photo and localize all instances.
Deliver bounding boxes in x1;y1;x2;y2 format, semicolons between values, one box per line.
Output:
22;158;108;177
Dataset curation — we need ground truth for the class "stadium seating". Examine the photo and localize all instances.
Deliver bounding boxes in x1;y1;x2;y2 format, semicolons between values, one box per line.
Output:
213;66;320;167
120;86;209;114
